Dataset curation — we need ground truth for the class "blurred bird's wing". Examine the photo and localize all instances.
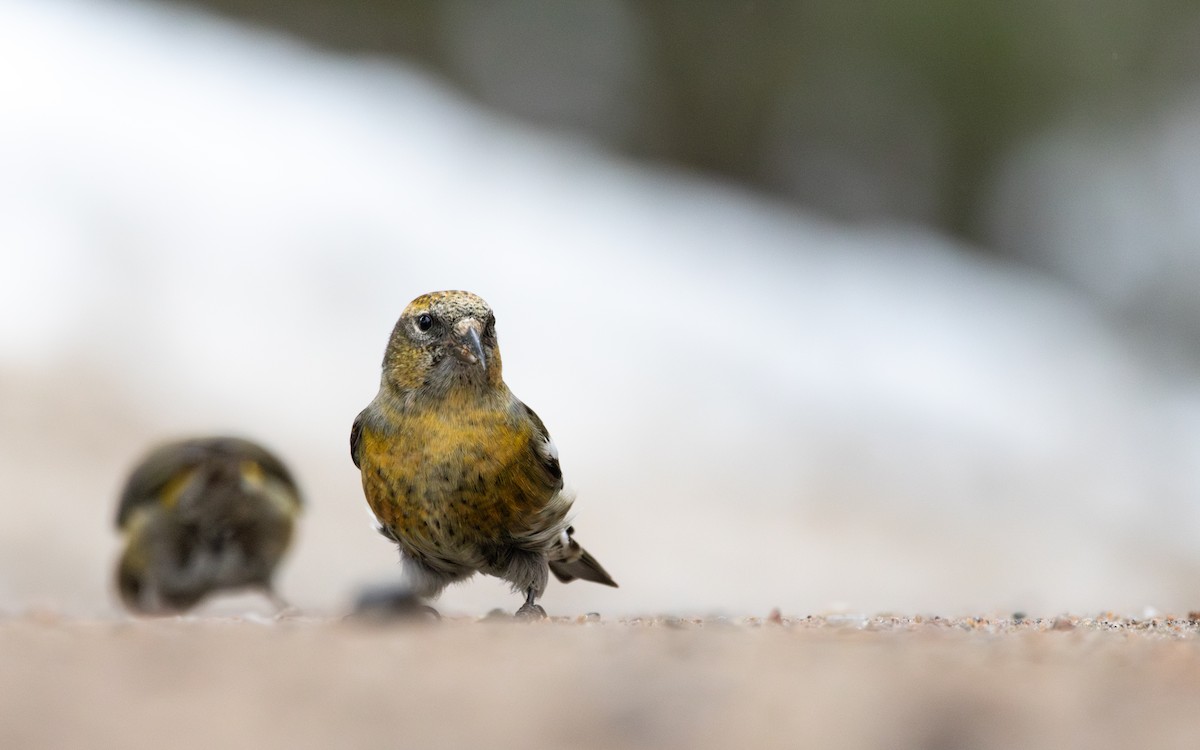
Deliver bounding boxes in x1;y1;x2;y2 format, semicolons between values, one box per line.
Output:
116;439;203;529
202;437;301;508
350;409;365;470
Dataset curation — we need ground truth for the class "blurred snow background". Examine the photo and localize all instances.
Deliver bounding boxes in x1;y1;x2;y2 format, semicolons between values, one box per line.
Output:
3;0;1200;617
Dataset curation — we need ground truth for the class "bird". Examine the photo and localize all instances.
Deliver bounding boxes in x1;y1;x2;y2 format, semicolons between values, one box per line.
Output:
351;290;616;619
114;436;303;615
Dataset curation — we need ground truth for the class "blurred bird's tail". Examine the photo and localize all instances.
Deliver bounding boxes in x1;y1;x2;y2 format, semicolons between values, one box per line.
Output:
549;526;617;587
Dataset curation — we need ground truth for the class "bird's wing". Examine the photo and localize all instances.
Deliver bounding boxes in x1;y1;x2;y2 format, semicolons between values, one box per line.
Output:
516;401;618;587
520;401;563;488
507;399;574;552
204;437;302;508
115;439;202;528
350;409;366;470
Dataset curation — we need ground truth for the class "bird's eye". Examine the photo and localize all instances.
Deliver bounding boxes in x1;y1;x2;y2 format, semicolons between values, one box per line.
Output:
416;313;434;332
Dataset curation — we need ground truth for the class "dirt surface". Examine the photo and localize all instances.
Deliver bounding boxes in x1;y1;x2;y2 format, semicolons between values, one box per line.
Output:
3;611;1200;749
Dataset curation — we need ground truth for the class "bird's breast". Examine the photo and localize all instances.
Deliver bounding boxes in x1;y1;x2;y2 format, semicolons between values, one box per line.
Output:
358;403;550;550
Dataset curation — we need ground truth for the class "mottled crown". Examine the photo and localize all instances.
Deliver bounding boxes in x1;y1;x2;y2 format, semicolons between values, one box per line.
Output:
403;290;493;323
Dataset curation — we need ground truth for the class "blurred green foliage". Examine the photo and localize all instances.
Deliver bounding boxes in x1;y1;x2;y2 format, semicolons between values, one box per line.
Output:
173;0;1196;244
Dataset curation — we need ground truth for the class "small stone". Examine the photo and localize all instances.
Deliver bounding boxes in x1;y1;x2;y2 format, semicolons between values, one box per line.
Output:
1051;616;1075;631
767;608;783;625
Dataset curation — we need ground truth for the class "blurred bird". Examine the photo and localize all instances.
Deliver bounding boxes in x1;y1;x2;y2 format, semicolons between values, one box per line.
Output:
351;290;616;618
114;436;302;614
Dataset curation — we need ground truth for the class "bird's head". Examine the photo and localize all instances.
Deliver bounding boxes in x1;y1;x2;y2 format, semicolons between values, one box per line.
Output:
382;290;503;395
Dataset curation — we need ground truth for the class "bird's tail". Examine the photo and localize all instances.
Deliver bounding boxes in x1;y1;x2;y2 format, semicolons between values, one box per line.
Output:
549;526;617;587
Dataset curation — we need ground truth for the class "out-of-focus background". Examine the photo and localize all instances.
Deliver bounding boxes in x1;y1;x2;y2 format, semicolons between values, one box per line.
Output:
4;0;1200;618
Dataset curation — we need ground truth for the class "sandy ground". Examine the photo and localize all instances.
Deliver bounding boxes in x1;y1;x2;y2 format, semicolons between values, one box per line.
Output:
3;611;1199;750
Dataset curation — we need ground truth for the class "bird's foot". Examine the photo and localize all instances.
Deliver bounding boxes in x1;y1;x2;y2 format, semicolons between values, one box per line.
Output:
514;602;547;620
350;585;440;622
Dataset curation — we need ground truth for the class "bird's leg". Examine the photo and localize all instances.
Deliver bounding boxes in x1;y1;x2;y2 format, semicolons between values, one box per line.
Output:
514;587;547;620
